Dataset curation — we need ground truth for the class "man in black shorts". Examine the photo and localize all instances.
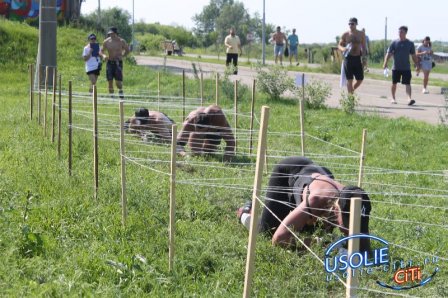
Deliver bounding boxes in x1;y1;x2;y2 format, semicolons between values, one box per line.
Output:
237;156;372;253
338;18;367;94
383;26;420;105
100;27;130;99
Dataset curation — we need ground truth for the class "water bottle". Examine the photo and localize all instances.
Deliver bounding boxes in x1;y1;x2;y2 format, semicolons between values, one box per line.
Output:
383;67;389;78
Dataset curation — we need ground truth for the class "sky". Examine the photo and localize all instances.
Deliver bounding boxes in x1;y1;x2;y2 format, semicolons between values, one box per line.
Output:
81;0;447;44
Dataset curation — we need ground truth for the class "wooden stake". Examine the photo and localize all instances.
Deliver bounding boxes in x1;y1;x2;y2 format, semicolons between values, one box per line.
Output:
29;64;34;120
44;66;49;136
169;124;177;272
358;129;367;188
234;80;238;153
300;73;306;156
215;73;219;106
57;74;62;158
93;85;99;199
345;197;361;298
243;106;270;298
119;101;128;227
51;68;57;143
68;81;73;176
200;72;204;106
182;70;186;119
249;79;255;155
157;72;161;111
38;65;42;125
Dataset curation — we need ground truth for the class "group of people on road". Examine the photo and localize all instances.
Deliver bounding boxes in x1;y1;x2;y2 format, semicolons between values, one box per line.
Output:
83;26;130;98
339;17;434;106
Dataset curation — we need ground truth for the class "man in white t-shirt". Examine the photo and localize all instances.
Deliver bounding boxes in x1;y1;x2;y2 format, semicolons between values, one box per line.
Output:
82;33;102;94
224;27;242;75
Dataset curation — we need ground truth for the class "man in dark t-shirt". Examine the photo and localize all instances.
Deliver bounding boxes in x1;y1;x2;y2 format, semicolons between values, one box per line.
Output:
383;26;420;106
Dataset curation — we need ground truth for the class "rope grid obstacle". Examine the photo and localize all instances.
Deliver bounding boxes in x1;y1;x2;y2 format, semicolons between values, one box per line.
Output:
28;65;448;296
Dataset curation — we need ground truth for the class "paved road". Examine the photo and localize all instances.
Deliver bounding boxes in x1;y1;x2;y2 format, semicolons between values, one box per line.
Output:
135;55;447;125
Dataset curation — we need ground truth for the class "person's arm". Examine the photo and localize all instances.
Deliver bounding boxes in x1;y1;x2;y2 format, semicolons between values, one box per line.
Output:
224;36;232;50
122;39;130;57
99;41;108;60
83;46;92;62
338;33;347;52
361;32;367;66
238;37;242;55
383;52;392;69
272;203;310;247
284;33;288;47
412;53;420;71
176;117;195;156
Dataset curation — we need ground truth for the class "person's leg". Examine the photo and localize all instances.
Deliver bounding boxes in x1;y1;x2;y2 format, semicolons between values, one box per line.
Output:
390;70;399;103
402;70;414;105
233;54;238;75
289;48;292;65
106;62;114;96
353;58;364;91
423;70;430;91
346;79;354;94
116;61;124;99
405;84;412;100
108;80;114;95
259;156;314;234
353;79;363;91
391;84;397;102
274;46;278;64
88;73;97;93
226;53;232;67
187;132;205;155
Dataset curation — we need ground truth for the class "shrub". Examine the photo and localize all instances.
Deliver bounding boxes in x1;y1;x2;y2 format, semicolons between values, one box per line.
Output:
221;67;249;101
339;91;359;114
294;80;332;109
255;64;295;100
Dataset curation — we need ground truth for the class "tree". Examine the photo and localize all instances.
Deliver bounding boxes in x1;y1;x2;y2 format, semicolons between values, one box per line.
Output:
215;2;250;45
81;8;132;42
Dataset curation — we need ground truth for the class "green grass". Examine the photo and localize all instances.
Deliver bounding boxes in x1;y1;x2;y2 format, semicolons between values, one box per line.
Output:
1;19;448;297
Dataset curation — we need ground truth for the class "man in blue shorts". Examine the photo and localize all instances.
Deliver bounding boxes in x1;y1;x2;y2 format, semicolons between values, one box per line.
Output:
383;26;420;105
288;28;299;66
272;26;288;65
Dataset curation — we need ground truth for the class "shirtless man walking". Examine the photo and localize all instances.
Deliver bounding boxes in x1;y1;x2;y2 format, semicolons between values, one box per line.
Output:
100;27;130;98
272;26;288;65
338;18;367;94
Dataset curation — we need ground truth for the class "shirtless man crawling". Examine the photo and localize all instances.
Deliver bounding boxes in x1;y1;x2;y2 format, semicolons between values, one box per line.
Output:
100;27;130;99
338;18;367;94
124;107;174;142
177;105;235;161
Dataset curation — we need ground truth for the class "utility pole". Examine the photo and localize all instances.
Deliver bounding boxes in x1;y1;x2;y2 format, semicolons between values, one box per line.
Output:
384;17;388;56
36;0;57;88
132;0;135;51
262;0;266;65
97;0;101;32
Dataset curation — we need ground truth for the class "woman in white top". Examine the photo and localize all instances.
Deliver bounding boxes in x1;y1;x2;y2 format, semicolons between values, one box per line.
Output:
82;33;102;94
416;36;433;94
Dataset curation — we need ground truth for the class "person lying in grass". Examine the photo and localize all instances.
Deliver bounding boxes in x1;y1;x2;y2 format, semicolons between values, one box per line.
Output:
124;107;174;141
177;105;235;161
237;156;372;253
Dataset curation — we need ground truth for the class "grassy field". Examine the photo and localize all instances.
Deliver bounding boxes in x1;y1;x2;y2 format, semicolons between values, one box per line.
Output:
1;20;448;297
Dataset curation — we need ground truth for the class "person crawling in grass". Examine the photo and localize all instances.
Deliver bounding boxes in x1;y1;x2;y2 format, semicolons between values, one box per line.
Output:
237;156;372;253
124;107;174;142
177;105;235;162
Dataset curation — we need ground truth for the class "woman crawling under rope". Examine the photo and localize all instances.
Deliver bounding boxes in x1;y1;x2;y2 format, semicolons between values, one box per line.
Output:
237;156;372;253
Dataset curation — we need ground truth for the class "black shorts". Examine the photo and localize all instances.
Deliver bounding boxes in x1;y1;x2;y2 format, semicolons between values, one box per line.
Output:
86;69;100;76
344;55;364;81
106;60;123;81
392;70;411;85
226;53;238;66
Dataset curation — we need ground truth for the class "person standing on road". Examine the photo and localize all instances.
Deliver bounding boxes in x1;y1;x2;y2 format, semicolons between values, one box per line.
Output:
383;26;420;105
100;26;130;99
416;36;433;94
224;27;242;75
288;28;299;66
82;33;102;94
338;17;367;94
272;26;288;65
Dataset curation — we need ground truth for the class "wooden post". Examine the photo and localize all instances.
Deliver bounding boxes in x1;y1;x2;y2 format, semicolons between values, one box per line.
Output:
234;80;238;153
200;72;204;106
249;79;255;155
157;72;161;111
300;73;306;156
169;124;177;272
182;70;186;119
30;64;34;120
38;65;42;125
44;66;49;136
215;73;219;106
51;68;57;143
57;74;62;158
93;85;99;199
243;106;270;298
68;81;73;176
119;101;128;227
346;197;361;298
358;129;367;188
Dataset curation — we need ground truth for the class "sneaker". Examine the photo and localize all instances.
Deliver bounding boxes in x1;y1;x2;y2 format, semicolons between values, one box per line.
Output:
391;99;397;104
119;90;124;99
237;200;252;220
296;62;300;66
408;99;416;106
422;89;429;94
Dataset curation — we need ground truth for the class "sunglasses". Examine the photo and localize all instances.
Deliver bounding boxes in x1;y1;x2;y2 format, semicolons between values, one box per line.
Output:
90;38;96;40
348;23;355;26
